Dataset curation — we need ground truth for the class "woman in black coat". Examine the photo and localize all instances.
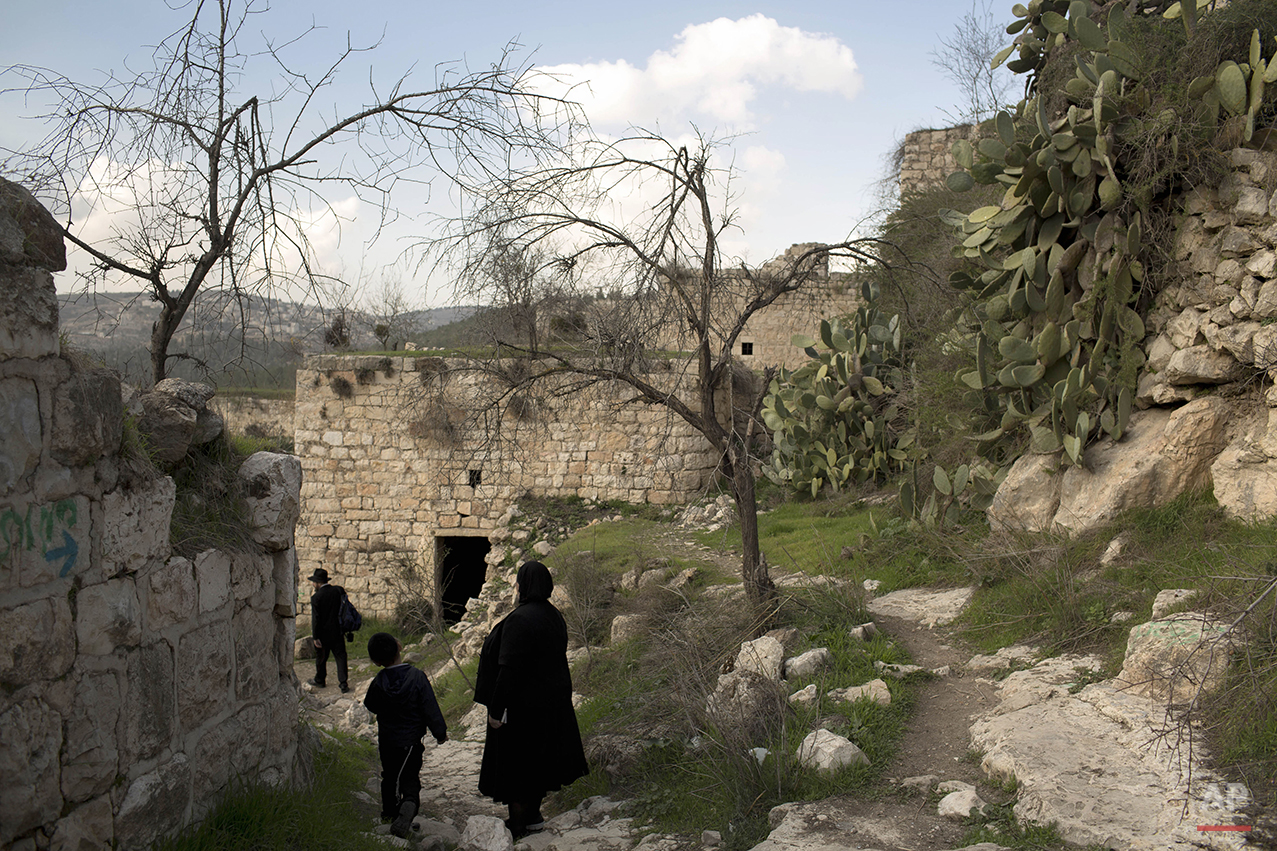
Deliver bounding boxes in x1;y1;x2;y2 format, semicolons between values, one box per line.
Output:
475;561;589;836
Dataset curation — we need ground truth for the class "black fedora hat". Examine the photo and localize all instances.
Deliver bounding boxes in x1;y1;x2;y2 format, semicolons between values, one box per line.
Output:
308;568;330;583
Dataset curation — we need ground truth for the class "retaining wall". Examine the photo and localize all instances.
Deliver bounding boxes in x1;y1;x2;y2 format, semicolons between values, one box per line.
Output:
0;178;301;851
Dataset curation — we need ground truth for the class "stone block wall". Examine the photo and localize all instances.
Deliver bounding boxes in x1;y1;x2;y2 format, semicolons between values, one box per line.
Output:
293;355;723;619
898;125;977;197
0;178;301;851
651;246;863;369
211;395;296;442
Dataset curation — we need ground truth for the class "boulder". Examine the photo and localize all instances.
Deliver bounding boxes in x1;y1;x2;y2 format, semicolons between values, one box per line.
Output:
137;391;199;465
782;647;830;680
971;656;1246;849
1011;398;1231;536
1150;589;1198;620
867;587;974;628
986;453;1063;532
610;613;646;645
788;684;818;706
938;788;986;820
795;729;868;772
460;815;513;851
1163;345;1245;385
705;670;782;729
735;636;784;681
1118;615;1232;703
239;452;302;552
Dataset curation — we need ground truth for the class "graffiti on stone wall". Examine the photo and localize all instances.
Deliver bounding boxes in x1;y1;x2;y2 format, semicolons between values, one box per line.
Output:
0;498;82;578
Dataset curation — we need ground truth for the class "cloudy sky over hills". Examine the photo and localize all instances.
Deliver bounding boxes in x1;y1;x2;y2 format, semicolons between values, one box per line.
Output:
2;1;1014;307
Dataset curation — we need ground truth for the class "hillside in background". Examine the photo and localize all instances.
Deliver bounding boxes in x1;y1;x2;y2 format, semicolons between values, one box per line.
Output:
57;290;476;389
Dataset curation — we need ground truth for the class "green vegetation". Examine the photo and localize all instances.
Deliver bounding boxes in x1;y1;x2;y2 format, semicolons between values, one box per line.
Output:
150;731;388;851
762;284;916;497
168;434;258;558
556;567;915;850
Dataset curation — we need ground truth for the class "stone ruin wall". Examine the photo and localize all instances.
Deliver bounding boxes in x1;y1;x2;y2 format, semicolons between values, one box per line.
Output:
210;395;295;443
989;146;1277;533
898;125;977;197
293;355;725;620
650;246;863;369
0;179;302;851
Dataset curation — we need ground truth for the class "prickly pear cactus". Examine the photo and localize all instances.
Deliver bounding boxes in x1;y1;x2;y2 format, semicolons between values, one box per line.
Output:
947;0;1273;466
762;281;916;496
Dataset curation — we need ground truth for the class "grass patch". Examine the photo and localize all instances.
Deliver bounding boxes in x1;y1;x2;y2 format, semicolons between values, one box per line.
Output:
169;434;257;558
558;579;916;851
959;800;1065;850
151;730;385;851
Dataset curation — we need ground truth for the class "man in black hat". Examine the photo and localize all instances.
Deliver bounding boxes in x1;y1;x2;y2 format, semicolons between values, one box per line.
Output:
308;568;349;693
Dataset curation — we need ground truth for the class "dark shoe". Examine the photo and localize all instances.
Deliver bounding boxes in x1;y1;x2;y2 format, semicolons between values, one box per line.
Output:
307;678;326;688
391;800;417;838
524;821;545;833
339;683;350;693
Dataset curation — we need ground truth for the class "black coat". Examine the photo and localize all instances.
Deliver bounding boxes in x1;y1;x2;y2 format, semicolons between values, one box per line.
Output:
475;599;589;803
364;664;448;748
310;583;344;646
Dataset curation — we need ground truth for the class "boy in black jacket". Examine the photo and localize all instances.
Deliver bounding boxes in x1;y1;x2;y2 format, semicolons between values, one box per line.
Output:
364;632;448;838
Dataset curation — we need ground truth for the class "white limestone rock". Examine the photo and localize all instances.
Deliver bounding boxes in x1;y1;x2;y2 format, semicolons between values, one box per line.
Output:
938;788;987;820
796;729;868;772
1118;614;1232;703
239;452;302;552
735;636;785;681
461;814;513;851
827;678;891;707
867;586;974;627
783;647;831;679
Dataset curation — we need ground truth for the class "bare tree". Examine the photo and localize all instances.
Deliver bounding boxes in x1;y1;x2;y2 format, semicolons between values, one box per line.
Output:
440;131;892;605
1;0;570;385
364;272;416;351
930;0;1015;127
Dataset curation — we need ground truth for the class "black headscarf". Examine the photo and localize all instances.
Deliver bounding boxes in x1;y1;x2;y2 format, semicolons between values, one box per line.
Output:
516;560;554;604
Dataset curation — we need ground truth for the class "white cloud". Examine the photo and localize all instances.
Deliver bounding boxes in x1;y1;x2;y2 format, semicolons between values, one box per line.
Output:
540;15;862;129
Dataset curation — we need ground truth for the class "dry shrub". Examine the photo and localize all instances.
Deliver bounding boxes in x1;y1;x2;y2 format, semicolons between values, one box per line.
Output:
329;374;353;398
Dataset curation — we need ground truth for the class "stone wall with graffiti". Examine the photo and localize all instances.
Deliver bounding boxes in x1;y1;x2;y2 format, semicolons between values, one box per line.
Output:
0;178;304;851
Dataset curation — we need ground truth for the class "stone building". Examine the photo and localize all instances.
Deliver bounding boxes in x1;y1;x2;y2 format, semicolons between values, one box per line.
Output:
294;252;862;621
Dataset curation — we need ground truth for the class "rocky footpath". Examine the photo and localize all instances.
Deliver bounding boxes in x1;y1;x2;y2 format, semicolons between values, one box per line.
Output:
301;567;1257;851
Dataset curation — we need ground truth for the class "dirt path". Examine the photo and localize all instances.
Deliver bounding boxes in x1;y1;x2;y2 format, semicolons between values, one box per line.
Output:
302;525;1010;850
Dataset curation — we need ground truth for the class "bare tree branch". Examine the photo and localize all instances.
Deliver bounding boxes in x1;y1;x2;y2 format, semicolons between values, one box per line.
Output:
1;0;577;384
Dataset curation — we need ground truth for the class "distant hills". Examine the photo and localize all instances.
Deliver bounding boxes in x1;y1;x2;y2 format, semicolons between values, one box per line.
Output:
57;290;476;389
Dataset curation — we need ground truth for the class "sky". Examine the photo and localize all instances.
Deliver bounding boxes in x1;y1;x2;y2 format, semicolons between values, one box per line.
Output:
1;0;1015;309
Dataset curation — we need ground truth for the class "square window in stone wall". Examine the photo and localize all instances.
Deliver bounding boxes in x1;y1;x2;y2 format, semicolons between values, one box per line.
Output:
741;342;754;356
468;469;482;487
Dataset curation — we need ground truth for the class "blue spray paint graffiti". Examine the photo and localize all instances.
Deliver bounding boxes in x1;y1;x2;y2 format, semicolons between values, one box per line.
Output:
0;499;81;577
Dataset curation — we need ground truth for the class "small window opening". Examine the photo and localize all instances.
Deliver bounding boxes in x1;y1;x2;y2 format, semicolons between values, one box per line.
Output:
741;342;754;356
467;469;482;487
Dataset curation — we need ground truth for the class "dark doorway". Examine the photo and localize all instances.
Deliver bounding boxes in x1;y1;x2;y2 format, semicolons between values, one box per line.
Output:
436;536;491;625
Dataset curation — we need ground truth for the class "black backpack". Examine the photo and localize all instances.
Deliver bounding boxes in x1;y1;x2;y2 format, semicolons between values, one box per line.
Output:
337;588;362;636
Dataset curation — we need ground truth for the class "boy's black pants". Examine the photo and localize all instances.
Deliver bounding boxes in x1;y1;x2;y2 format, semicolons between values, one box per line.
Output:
378;739;424;818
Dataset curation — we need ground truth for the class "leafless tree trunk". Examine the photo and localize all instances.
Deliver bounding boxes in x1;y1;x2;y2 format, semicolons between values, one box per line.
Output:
2;0;573;385
436;130;891;606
